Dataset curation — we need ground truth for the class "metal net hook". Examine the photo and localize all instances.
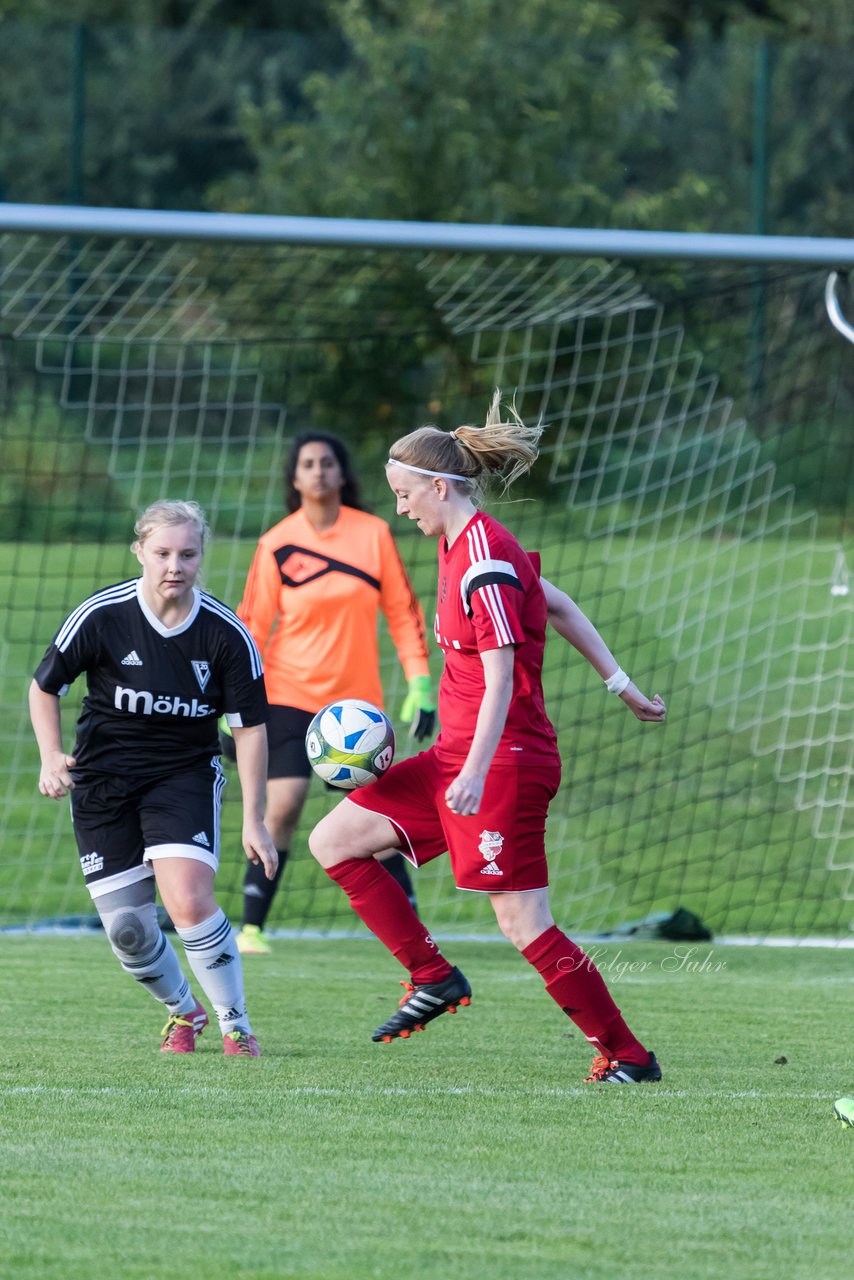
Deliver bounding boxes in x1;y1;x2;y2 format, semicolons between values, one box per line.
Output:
825;270;854;345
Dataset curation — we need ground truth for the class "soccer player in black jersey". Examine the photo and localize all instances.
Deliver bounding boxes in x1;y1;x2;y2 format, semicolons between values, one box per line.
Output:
29;500;278;1057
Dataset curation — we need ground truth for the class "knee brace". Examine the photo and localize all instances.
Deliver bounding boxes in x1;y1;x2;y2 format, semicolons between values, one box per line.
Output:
96;883;161;963
102;903;161;960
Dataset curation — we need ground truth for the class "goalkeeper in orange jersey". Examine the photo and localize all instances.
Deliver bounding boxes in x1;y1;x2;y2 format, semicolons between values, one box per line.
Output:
223;431;436;954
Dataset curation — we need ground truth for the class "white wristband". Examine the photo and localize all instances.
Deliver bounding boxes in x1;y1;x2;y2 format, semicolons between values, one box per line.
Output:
605;668;631;695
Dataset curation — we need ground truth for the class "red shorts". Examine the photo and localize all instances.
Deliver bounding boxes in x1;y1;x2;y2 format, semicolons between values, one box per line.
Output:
347;747;562;892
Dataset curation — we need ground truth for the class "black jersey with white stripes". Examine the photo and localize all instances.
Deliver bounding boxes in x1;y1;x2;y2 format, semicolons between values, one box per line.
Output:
33;579;267;782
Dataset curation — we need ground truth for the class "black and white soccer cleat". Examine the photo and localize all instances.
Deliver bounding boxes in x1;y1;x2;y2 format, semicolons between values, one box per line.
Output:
584;1051;662;1083
372;966;472;1042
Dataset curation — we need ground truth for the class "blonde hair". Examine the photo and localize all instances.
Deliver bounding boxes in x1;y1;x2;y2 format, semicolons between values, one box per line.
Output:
131;499;211;554
389;390;542;499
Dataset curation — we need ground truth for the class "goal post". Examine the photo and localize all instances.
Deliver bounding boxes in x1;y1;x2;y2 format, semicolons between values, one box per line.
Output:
1;204;852;939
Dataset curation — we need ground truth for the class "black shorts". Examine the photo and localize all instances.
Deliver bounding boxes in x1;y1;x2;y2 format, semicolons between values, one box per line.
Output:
267;705;315;780
69;761;227;900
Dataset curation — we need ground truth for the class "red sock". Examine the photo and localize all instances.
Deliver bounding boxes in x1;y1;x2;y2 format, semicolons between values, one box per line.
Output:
326;858;451;984
522;925;648;1064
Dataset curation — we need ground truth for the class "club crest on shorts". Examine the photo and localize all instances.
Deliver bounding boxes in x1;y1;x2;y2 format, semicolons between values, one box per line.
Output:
478;830;504;875
191;660;211;692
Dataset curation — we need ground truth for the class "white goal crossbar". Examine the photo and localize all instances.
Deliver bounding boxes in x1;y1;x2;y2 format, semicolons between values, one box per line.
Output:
1;202;854;266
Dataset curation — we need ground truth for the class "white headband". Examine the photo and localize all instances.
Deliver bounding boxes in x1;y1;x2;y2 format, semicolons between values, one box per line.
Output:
386;458;470;484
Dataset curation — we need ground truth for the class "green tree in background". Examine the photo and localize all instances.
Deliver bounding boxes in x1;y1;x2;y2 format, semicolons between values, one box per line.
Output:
1;0;852;233
1;0;851;524
0;1;343;208
640;0;854;238
0;1;334;29
213;0;712;229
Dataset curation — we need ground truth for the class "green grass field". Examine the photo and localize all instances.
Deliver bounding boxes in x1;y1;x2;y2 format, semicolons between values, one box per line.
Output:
2;935;852;1280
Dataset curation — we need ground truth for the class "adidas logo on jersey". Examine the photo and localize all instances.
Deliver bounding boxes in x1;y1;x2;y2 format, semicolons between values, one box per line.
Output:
121;650;143;666
80;851;104;875
192;831;210;847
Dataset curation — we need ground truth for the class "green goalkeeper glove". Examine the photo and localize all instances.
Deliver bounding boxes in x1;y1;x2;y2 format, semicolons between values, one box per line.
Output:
217;715;237;763
400;675;437;742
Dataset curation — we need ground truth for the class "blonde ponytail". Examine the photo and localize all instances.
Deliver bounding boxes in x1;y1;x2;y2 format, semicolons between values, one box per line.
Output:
388;390;542;497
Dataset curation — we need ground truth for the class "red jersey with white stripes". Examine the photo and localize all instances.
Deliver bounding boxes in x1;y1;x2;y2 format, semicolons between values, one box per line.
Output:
433;512;559;765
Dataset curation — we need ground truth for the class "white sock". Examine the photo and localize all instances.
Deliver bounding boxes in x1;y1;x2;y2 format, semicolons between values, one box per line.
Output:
176;908;252;1036
98;900;196;1016
126;933;196;1016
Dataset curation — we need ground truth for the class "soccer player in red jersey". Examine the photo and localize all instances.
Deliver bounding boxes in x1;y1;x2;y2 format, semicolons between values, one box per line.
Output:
309;394;667;1083
29;500;277;1057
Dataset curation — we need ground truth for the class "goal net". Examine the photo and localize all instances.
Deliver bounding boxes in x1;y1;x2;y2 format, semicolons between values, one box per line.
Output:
1;222;852;937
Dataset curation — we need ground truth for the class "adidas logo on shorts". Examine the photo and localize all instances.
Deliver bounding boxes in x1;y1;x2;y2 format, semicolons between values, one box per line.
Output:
192;831;210;846
478;830;504;876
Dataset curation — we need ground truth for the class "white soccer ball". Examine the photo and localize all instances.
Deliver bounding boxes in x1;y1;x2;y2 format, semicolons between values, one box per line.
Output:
305;698;396;790
834;1097;854;1128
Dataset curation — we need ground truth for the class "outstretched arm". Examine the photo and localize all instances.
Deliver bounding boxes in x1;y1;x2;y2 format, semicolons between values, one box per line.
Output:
540;578;666;722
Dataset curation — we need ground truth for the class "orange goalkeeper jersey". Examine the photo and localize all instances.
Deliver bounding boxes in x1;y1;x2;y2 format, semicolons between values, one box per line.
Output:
237;506;430;713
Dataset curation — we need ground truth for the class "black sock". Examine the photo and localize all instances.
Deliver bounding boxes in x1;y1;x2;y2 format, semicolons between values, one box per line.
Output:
381;852;418;915
242;848;288;929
